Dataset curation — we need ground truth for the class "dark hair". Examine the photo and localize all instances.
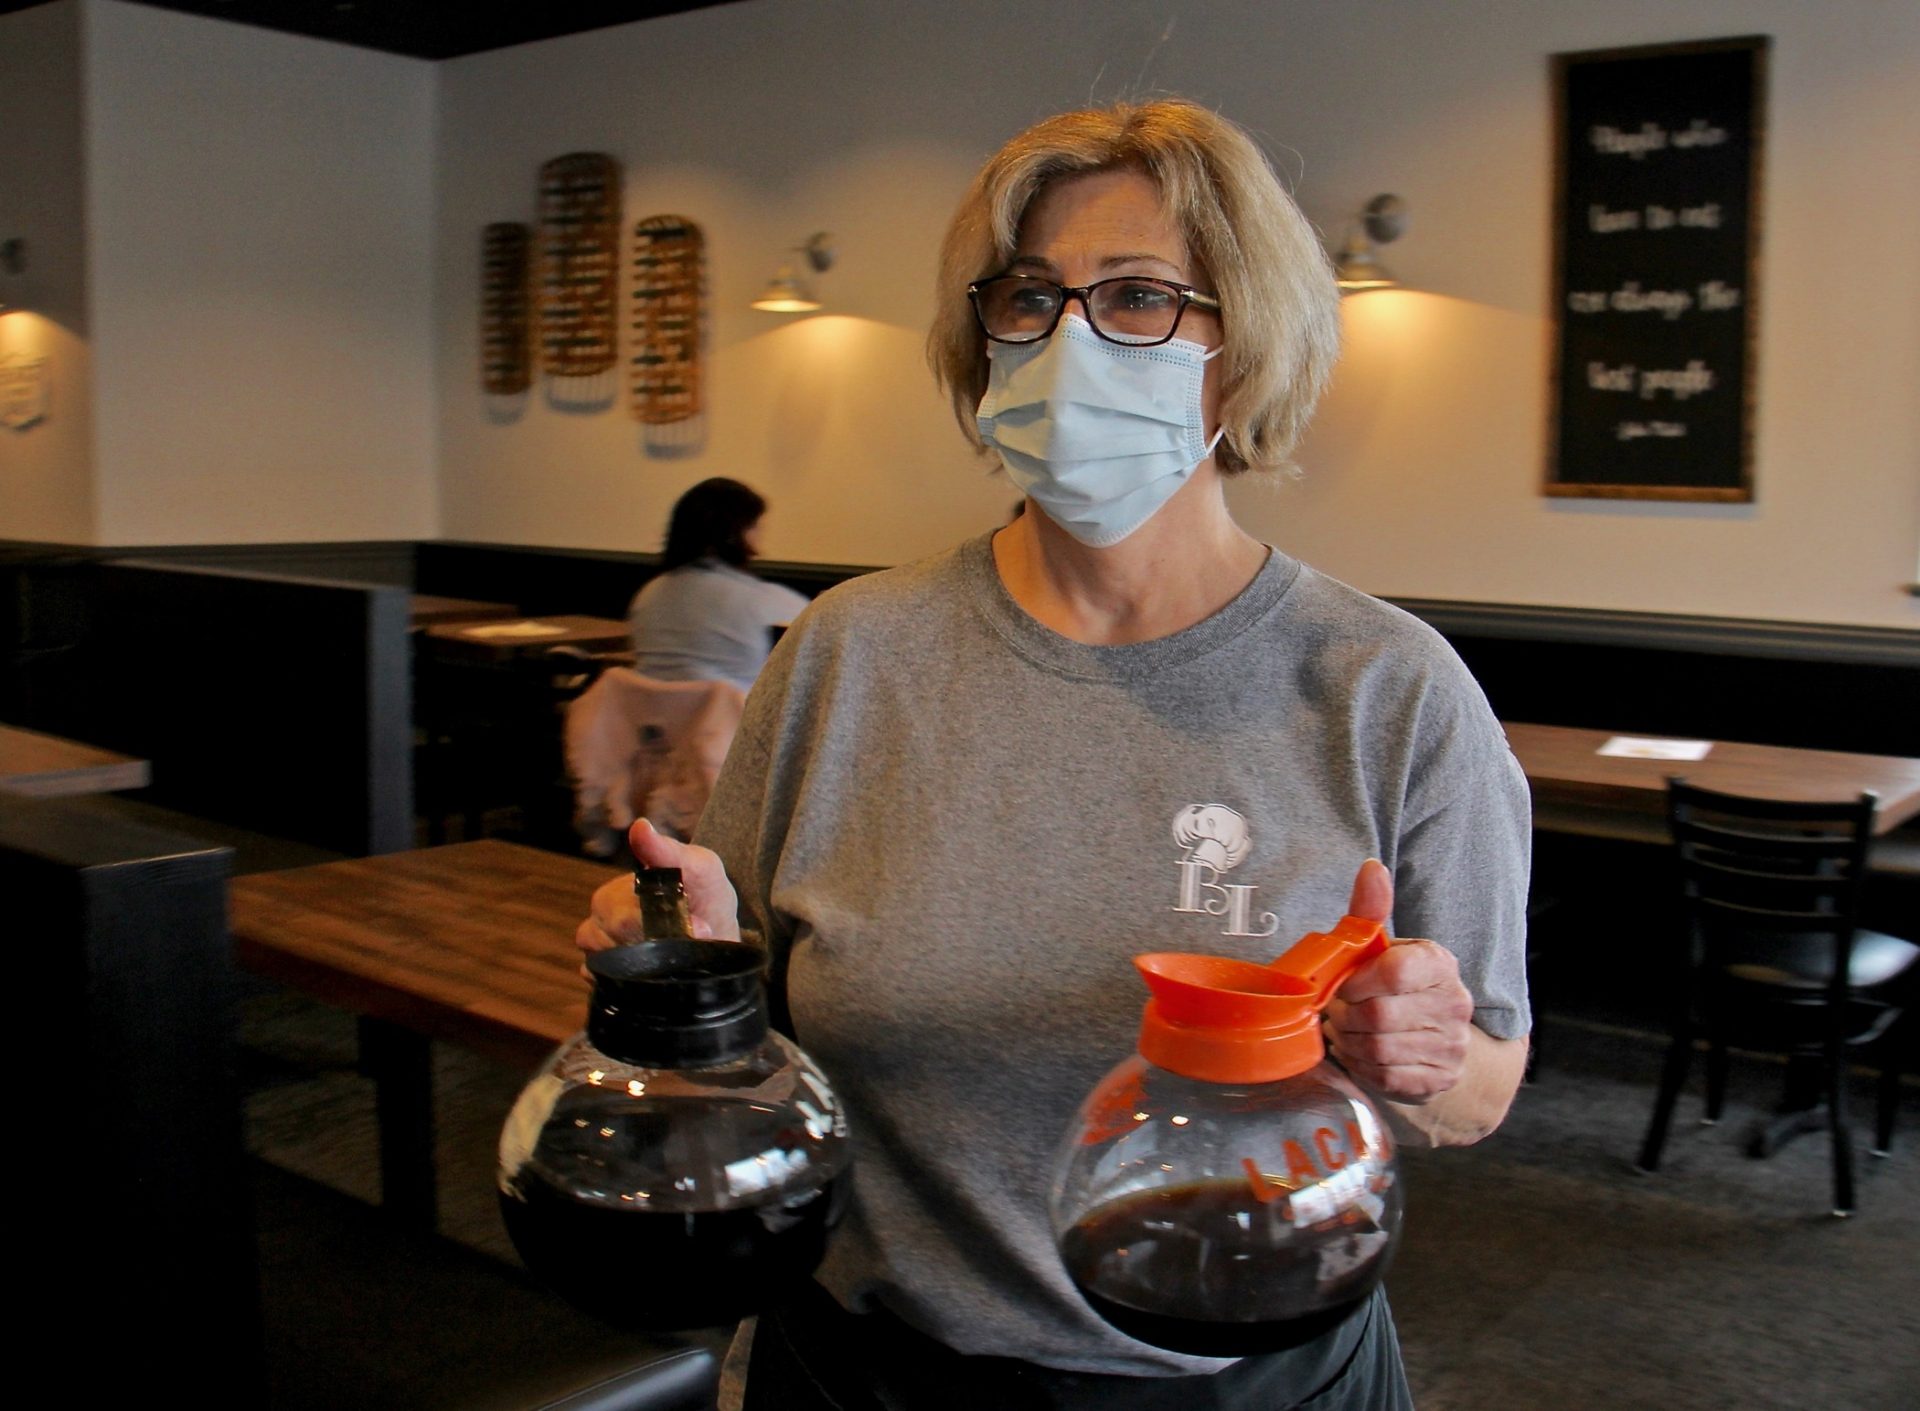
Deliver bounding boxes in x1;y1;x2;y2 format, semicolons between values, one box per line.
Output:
661;478;767;571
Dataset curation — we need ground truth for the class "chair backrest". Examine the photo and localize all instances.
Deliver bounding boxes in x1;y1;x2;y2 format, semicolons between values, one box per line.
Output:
537;644;626;707
1665;779;1879;1003
564;669;745;849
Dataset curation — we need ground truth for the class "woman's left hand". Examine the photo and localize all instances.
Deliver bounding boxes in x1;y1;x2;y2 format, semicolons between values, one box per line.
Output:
1321;859;1476;1105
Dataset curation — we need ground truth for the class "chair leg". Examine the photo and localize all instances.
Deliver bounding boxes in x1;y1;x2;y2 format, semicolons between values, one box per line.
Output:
1704;1035;1729;1125
1638;1023;1695;1173
1873;1059;1899;1157
1825;1039;1855;1217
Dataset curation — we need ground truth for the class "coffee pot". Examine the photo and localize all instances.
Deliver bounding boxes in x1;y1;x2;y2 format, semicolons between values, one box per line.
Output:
498;870;851;1329
1051;915;1402;1355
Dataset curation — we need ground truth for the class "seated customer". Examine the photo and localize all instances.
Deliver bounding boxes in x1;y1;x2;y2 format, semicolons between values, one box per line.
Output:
628;478;811;695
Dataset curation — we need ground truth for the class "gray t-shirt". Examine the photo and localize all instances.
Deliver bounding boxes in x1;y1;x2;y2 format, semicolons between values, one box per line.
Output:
627;559;811;695
697;532;1531;1378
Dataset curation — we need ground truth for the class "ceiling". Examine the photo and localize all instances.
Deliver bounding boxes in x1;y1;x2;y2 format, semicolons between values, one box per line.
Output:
5;1;750;60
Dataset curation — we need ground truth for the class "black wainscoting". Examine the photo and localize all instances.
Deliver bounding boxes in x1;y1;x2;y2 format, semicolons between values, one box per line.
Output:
146;538;418;586
4;536;1912;860
414;540;651;620
414;539;864;621
1397;599;1920;759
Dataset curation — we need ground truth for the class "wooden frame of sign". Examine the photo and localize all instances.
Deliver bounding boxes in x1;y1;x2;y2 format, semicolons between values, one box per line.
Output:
480;222;532;395
537;152;622;378
1546;36;1768;501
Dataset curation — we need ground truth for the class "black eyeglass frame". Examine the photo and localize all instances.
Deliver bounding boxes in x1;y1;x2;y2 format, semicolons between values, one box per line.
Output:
966;275;1223;348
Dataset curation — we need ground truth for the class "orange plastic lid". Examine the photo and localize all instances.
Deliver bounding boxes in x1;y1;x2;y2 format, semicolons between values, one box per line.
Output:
1135;915;1388;1083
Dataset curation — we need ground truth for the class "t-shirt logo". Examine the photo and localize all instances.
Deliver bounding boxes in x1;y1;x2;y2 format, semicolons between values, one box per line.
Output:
1171;804;1280;938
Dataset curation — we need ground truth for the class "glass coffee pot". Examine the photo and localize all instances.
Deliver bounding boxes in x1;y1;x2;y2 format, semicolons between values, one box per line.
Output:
498;869;851;1329
1052;914;1402;1356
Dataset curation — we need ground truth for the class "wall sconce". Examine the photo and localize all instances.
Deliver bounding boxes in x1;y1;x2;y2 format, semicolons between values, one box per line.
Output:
751;232;833;312
0;238;25;313
1333;195;1407;293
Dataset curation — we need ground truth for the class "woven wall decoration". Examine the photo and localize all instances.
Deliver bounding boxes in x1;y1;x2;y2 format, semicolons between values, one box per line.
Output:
628;215;706;424
480;222;532;395
537;152;622;377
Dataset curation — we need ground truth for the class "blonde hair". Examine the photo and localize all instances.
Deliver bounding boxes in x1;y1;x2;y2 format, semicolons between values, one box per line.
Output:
927;100;1340;474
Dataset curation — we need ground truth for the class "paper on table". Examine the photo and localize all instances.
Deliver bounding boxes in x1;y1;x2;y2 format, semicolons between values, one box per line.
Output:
1597;736;1714;761
463;620;568;639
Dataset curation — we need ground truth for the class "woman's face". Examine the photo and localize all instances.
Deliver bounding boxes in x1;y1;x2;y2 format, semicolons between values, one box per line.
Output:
1003;166;1224;438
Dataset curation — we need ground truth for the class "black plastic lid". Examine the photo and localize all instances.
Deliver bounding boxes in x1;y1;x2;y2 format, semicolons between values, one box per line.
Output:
586;939;770;1068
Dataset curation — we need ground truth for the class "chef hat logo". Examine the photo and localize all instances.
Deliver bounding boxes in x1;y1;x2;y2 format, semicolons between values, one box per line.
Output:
1171;804;1252;873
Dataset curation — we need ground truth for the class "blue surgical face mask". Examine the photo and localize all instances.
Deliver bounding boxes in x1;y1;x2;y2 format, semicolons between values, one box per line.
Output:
975;315;1224;548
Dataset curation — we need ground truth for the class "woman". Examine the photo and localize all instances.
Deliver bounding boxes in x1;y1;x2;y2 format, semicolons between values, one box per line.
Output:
582;100;1531;1409
627;476;810;694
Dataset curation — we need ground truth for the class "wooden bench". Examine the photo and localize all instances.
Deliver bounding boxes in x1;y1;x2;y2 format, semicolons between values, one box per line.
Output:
78;558;415;856
3;793;263;1402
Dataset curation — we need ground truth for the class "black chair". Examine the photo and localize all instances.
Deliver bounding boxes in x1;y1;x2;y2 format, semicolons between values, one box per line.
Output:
526;1345;719;1411
518;645;625;850
419;644;619;848
1521;887;1559;1083
1636;780;1917;1216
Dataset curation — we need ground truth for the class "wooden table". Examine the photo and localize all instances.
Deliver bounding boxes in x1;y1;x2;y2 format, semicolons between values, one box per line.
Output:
0;723;151;797
1506;721;1920;839
229;840;618;1225
409;593;520;629
423;614;632;663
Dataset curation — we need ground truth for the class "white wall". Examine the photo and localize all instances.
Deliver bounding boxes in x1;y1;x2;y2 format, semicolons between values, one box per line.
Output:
0;0;95;544
435;0;1920;627
434;0;1017;568
83;0;439;546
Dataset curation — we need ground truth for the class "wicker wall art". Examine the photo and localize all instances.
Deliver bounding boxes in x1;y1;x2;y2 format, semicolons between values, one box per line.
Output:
628;215;706;424
537;152;622;377
479;222;532;395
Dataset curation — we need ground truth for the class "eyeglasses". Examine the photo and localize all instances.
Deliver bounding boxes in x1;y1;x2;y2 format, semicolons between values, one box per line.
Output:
967;276;1222;347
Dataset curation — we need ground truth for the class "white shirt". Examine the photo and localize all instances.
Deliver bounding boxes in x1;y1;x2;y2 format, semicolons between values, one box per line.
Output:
627;559;811;695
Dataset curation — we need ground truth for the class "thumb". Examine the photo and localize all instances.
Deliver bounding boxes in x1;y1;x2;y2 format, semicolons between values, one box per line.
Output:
1347;858;1393;927
627;817;689;869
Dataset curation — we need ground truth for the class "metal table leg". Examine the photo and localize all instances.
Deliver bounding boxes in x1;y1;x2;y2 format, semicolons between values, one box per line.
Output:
357;1017;438;1229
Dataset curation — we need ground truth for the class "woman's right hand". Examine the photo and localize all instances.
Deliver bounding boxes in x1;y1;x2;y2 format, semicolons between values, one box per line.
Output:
576;818;744;955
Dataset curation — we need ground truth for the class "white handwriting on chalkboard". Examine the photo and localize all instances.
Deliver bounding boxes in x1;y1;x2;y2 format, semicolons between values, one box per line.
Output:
1591;119;1728;158
1671;119;1728;148
1610;282;1693;319
1639;360;1714;401
1591;123;1667;158
1589;362;1715;401
1617;420;1687;440
1568;282;1738;318
1589;204;1641;233
1591;202;1725;234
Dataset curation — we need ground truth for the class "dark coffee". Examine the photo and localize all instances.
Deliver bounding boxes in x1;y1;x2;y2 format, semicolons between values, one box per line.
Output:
501;1170;846;1330
1059;1179;1390;1356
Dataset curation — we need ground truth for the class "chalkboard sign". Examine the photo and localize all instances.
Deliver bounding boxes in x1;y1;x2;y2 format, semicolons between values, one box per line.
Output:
1547;36;1768;500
